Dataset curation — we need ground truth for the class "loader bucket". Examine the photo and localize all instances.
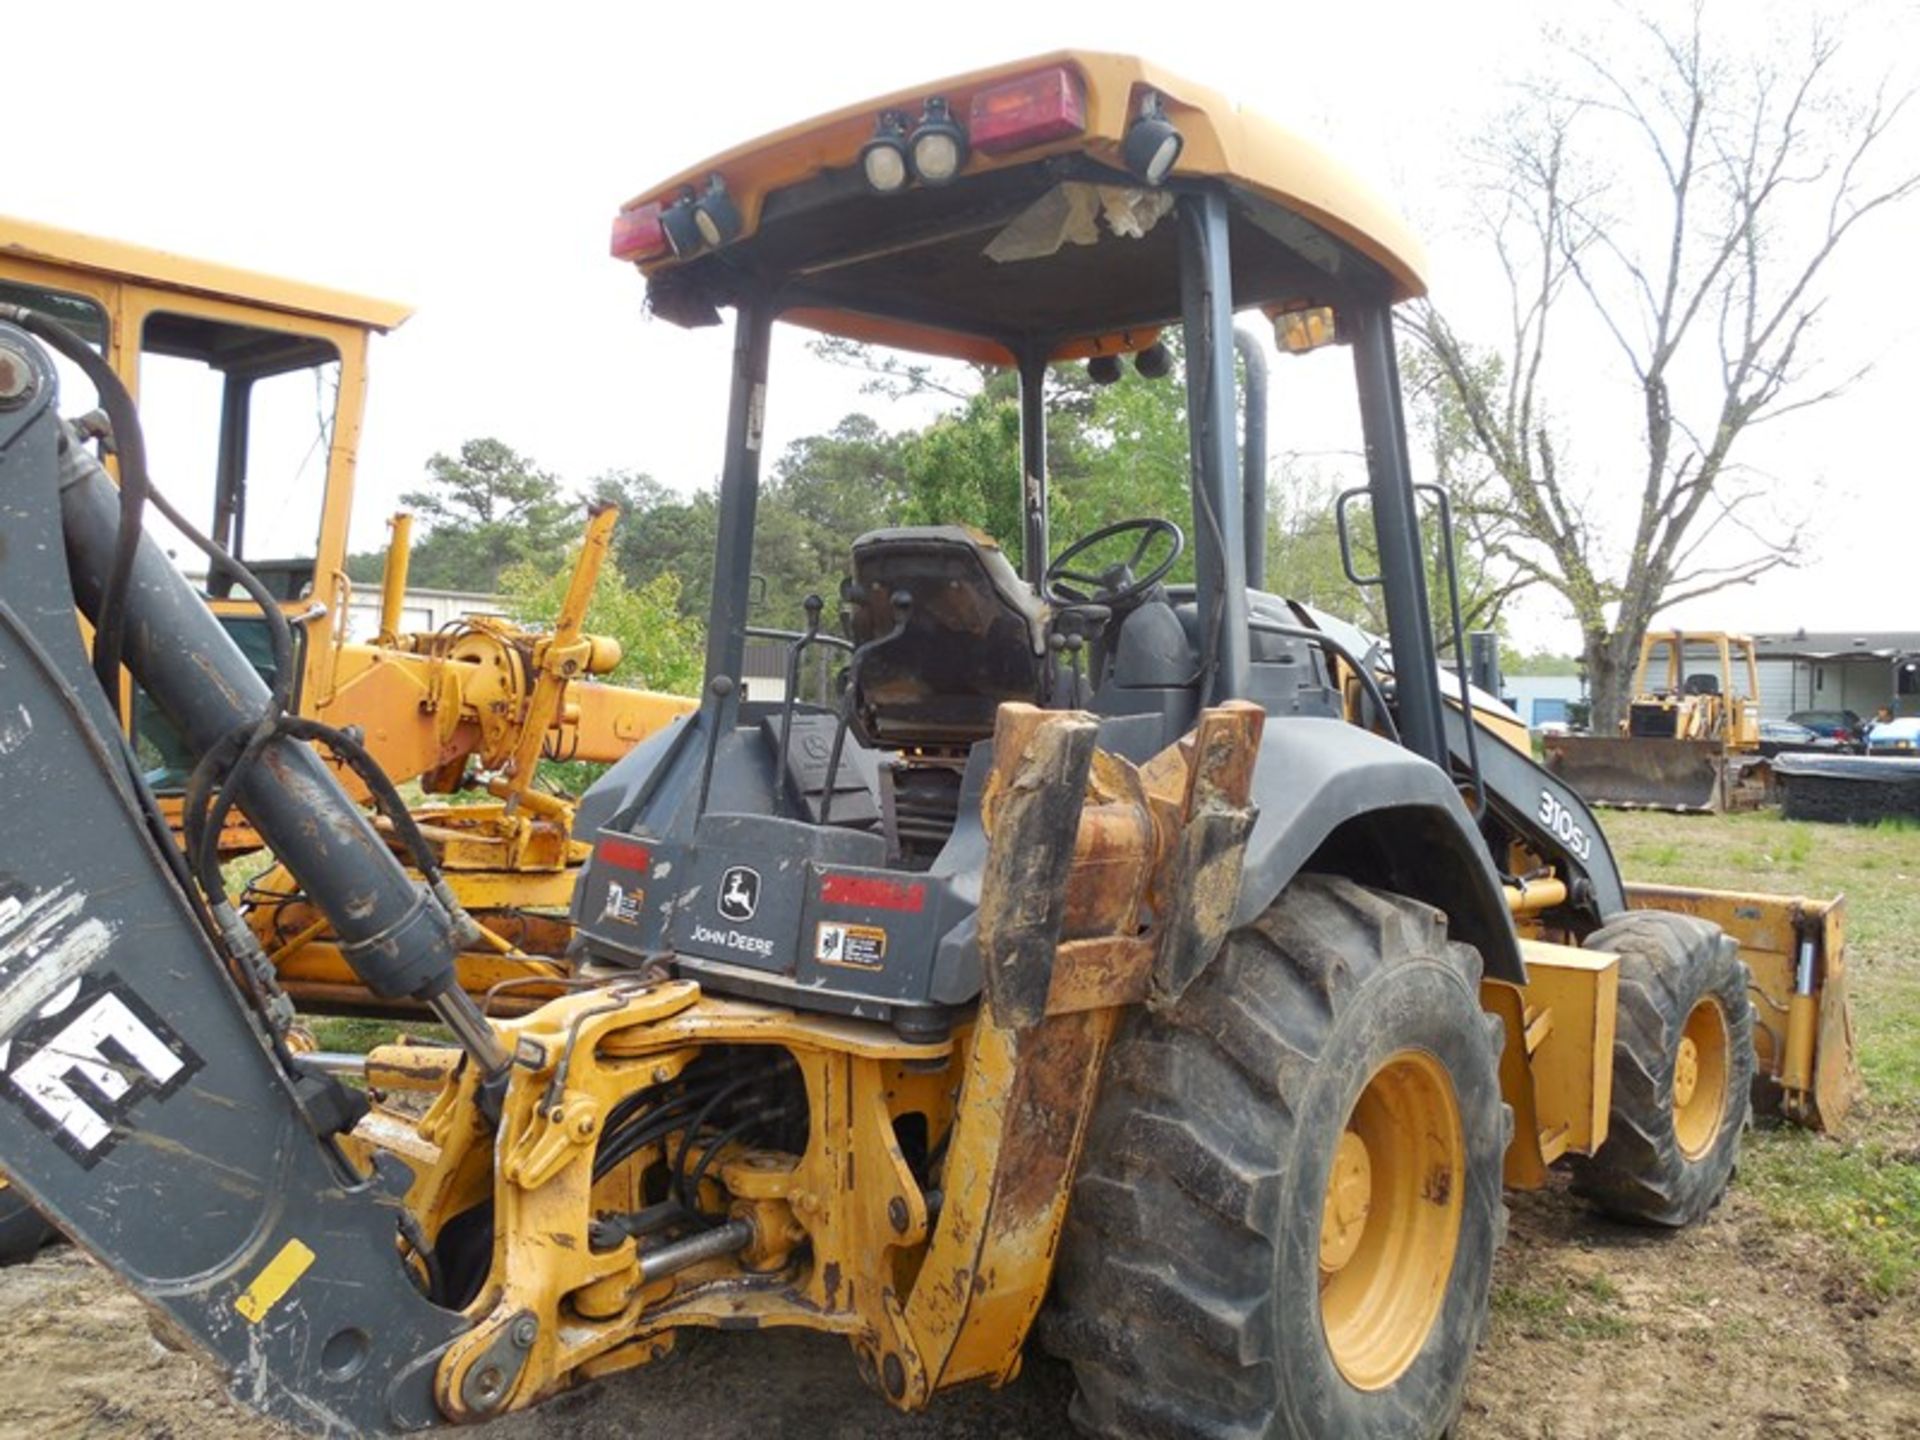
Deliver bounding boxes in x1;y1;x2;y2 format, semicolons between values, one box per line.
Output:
1627;884;1859;1133
1543;736;1728;813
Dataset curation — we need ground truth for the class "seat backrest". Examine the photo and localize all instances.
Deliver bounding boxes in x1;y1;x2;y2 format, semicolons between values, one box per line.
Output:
845;526;1049;747
1683;672;1721;697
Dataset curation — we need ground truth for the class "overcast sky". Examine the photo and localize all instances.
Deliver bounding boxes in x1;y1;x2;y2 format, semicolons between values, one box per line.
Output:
8;2;1915;652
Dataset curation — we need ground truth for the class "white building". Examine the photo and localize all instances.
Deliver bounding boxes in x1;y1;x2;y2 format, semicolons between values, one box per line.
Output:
340;584;506;642
1752;631;1920;723
183;569;506;643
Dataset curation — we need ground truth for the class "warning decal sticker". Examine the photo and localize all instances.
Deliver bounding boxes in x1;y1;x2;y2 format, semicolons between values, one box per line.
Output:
603;881;644;924
815;921;887;970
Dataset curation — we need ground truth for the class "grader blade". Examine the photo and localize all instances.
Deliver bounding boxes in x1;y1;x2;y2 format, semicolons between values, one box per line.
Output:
1544;735;1728;813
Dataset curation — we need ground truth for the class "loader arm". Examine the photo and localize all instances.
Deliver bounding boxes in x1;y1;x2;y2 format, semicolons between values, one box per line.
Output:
0;322;484;1432
1437;676;1853;1129
1438;701;1627;925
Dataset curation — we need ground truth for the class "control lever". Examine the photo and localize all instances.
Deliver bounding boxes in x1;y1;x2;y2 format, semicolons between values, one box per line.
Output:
773;594;826;819
821;588;912;826
1050;603;1111;709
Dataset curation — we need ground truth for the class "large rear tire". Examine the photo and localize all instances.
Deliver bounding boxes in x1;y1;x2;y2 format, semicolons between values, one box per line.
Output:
1570;910;1753;1227
1042;875;1509;1439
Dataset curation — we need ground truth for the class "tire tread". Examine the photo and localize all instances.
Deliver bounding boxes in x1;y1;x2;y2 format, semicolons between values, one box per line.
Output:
1042;875;1507;1439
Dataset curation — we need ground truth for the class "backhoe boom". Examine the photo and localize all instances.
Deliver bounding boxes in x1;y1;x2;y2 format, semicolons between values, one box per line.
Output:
0;323;473;1434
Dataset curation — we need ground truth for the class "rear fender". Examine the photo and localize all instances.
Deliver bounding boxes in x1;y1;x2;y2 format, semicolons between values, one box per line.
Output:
1234;718;1525;985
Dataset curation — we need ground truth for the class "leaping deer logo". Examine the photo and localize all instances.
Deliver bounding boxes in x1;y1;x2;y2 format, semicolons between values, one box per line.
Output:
718;866;761;922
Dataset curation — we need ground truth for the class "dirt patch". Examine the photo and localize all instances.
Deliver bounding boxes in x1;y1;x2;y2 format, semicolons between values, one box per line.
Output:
1458;1175;1920;1439
1;1166;1914;1439
0;1246;257;1440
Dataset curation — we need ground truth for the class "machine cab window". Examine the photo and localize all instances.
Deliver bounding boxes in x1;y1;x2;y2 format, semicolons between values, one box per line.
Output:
0;278;108;405
126;312;343;787
136;310;341;602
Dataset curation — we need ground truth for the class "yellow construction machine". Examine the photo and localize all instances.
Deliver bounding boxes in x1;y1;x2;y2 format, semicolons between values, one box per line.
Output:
240;501;699;1014
0;217;695;1015
0;54;1856;1440
1545;630;1768;812
0;220;693;1261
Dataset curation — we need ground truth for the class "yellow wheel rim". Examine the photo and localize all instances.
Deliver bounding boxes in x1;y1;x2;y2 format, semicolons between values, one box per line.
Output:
1673;996;1730;1160
1319;1049;1464;1392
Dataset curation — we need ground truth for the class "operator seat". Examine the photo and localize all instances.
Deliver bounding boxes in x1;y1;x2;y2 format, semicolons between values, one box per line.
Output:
1683;673;1722;697
843;526;1051;747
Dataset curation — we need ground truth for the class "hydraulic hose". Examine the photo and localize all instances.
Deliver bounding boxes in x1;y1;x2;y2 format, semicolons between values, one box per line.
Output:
37;322;509;1080
0;304;152;705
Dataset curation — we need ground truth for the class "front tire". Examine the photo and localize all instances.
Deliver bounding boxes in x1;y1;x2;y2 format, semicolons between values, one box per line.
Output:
1570;910;1754;1227
1042;875;1509;1439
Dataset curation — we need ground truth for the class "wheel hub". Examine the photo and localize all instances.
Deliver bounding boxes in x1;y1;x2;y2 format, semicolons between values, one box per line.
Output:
1319;1130;1373;1273
1673;997;1731;1160
1673;1037;1700;1108
1319;1049;1465;1392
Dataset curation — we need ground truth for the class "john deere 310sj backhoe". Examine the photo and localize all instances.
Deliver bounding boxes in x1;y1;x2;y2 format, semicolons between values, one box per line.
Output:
0;53;1854;1439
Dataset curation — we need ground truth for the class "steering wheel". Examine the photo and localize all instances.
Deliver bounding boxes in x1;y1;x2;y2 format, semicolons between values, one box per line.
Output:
1044;517;1185;609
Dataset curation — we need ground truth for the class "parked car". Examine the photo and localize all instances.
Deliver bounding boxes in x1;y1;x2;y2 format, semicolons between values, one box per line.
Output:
1757;719;1847;758
1866;717;1920;754
1788;709;1866;750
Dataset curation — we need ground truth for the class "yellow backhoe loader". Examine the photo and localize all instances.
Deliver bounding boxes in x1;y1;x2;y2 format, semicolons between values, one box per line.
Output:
0;54;1855;1440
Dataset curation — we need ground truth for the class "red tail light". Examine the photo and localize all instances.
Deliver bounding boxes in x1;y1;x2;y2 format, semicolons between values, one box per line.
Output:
610;203;668;263
969;66;1087;155
597;837;652;872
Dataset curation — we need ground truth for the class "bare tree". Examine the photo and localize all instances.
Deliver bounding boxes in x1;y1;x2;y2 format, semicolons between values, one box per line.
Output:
1404;3;1919;725
1398;344;1547;641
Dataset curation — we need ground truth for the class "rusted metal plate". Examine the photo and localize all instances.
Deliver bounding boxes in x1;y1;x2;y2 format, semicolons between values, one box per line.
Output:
1045;935;1154;1014
1151;702;1263;1004
901;1004;1115;1393
975;706;1098;1028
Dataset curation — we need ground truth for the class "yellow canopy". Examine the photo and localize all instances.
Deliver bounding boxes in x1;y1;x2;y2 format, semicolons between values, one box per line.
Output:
614;51;1427;364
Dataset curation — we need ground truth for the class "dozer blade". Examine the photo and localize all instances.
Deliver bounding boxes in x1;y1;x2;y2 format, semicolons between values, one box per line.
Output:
1543;736;1728;813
